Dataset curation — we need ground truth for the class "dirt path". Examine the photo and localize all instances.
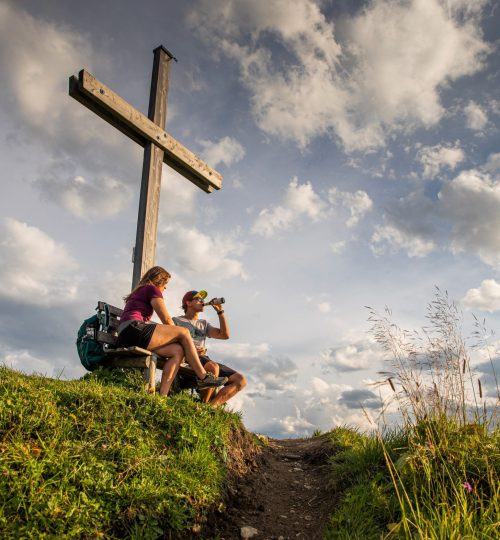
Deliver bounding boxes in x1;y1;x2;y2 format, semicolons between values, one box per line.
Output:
208;434;337;540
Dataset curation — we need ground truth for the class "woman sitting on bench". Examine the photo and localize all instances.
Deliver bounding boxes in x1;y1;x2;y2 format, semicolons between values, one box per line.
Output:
117;266;227;395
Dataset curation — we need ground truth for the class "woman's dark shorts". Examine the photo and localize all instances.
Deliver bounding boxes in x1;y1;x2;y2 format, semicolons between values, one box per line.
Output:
116;321;157;349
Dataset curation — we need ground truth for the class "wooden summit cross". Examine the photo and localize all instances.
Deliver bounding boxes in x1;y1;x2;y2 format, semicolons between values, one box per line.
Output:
69;45;222;287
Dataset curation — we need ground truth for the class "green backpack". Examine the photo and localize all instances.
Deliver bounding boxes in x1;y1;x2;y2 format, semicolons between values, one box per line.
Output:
76;314;106;371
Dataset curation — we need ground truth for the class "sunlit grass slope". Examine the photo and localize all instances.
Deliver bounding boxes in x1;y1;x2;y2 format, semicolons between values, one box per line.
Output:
0;367;242;538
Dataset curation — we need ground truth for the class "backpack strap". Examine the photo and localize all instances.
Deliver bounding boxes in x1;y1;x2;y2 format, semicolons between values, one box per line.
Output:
104;303;111;331
96;302;111;332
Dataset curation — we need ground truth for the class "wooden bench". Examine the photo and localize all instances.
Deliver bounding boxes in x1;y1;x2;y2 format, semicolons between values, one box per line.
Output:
96;301;196;393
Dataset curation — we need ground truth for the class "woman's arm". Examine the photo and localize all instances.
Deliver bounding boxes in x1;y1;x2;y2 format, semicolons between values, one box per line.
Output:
151;297;174;325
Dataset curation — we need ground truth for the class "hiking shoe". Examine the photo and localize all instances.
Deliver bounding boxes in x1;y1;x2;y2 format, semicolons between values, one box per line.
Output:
197;373;228;390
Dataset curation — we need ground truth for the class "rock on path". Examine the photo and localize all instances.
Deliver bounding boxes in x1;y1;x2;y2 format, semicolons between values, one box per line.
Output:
208;434;337;540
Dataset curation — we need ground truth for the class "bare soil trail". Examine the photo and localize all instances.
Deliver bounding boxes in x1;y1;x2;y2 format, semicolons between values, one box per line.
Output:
208;434;338;540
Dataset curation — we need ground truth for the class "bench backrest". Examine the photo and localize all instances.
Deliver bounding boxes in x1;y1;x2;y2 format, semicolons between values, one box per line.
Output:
96;301;124;346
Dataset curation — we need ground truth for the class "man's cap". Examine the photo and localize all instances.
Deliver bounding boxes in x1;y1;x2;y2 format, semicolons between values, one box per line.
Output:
182;290;207;308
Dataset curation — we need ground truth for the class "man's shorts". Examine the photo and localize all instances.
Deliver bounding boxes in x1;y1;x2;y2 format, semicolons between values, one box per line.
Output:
199;355;236;378
116;321;157;349
177;355;236;389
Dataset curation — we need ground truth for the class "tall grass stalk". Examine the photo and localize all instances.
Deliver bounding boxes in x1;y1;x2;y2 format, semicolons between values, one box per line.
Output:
367;288;497;425
366;288;499;539
327;290;499;539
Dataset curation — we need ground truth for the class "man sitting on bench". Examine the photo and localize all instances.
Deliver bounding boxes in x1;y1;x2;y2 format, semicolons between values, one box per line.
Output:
173;290;246;406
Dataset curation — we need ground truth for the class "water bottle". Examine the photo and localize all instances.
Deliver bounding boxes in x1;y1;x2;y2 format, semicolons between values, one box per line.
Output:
204;297;225;306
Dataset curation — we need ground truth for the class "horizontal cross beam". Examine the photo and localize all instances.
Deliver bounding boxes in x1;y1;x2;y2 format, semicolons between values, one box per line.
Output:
69;69;222;193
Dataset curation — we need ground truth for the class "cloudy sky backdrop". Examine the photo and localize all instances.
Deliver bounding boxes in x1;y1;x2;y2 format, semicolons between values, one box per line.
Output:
1;0;499;436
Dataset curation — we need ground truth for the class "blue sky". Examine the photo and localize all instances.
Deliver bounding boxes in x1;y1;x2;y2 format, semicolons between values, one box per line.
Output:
0;0;499;436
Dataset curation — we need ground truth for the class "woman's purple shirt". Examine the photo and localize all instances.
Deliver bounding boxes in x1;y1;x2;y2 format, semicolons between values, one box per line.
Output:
121;284;163;323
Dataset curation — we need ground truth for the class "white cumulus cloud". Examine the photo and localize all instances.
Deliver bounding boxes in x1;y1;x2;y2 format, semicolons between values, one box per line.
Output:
439;169;500;267
370;154;500;267
198;136;246;168
0;2;141;218
462;279;500;312
482;152;500;173
210;341;271;359
160;166;199;219
252;177;327;236
158;223;247;282
328;188;373;227
38;173;132;220
210;341;297;396
371;223;437;258
321;340;385;372
299;378;379;431
259;406;316;437
330;241;346;254
0;218;79;306
464;100;488;131
188;0;491;151
0;2;96;130
2;349;54;377
306;294;333;313
417;143;465;179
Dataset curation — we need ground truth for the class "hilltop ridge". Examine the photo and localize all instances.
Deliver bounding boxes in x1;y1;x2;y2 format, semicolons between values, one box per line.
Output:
1;365;498;539
0;366;256;538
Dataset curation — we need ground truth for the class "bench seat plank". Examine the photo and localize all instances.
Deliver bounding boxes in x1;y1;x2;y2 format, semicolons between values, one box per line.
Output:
105;346;152;357
105;357;152;369
104;354;196;378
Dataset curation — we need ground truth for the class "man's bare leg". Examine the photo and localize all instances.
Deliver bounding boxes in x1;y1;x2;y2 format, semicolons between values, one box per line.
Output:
200;361;219;403
209;372;246;406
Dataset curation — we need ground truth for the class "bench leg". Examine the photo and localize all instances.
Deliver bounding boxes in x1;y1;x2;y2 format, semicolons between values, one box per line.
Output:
149;355;157;393
143;355;157;394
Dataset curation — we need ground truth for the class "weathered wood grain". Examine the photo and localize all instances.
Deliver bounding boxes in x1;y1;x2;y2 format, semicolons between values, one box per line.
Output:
133;47;170;286
69;70;222;192
97;302;124;317
105;356;152;368
96;331;118;345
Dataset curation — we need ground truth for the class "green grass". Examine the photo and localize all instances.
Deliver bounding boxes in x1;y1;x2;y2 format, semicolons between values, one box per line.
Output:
326;289;500;539
325;421;499;539
325;427;404;539
0;366;244;538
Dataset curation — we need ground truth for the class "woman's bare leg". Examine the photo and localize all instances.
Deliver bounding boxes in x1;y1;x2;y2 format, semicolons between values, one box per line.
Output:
148;324;207;379
158;343;183;396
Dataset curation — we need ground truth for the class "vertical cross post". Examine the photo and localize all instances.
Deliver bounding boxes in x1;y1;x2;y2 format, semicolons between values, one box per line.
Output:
132;46;174;288
69;46;223;291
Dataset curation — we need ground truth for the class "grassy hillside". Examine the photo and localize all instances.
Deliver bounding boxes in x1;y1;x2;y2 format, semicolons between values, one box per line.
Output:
1;288;498;539
0;366;251;539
